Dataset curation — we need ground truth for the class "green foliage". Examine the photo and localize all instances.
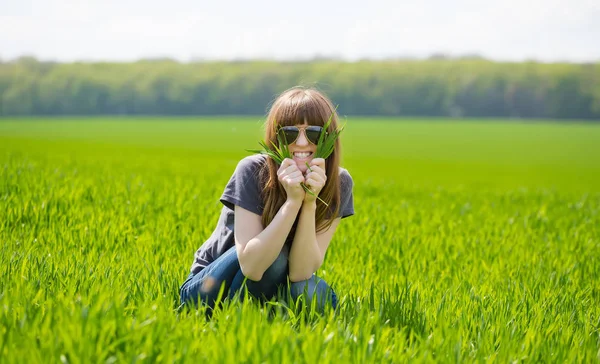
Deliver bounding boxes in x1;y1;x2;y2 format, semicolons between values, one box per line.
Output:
1;117;600;362
0;58;599;119
246;130;293;165
314;113;345;159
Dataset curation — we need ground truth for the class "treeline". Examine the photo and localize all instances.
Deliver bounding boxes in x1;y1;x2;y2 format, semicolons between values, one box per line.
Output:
0;57;599;119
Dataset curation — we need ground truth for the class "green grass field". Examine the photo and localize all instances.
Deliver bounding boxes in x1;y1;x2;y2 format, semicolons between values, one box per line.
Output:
1;117;599;362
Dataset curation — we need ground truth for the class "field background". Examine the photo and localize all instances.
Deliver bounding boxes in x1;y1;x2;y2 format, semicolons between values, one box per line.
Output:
1;117;599;362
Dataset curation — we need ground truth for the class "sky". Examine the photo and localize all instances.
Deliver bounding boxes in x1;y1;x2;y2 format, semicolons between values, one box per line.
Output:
1;0;599;63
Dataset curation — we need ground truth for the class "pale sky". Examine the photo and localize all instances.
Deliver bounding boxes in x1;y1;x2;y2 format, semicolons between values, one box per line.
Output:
1;0;599;62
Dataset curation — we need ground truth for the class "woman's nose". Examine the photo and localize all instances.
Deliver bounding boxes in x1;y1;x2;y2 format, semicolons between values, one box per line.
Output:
295;130;309;146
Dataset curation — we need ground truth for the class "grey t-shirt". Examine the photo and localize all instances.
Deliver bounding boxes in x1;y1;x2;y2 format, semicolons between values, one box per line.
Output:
189;154;355;274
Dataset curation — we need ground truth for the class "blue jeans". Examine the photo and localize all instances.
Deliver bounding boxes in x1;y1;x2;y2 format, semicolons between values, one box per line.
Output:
179;246;337;313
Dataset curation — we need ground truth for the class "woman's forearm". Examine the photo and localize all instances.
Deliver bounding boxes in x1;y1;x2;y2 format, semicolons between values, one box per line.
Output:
239;199;302;281
288;200;322;282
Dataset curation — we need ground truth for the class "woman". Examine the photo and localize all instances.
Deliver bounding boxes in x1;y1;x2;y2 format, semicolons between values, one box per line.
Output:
179;87;354;313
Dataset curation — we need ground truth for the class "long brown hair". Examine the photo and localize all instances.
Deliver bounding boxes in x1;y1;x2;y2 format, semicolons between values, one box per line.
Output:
259;87;342;233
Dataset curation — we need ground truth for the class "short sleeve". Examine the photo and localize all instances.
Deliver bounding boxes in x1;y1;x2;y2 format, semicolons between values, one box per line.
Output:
338;169;355;219
219;156;264;215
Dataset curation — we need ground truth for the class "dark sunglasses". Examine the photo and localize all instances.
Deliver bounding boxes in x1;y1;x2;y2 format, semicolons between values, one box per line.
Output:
279;126;323;145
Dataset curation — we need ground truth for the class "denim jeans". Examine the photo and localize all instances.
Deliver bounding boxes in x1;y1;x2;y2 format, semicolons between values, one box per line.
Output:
179;246;337;313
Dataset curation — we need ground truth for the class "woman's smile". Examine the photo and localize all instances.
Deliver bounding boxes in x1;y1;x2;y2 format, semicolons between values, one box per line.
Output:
291;150;314;172
293;151;313;160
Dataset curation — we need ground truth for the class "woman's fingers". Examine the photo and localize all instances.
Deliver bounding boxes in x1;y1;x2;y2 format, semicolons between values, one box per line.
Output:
309;158;326;169
310;164;325;172
278;159;328;191
306;171;325;184
278;163;300;179
292;176;305;185
305;178;324;189
306;165;324;175
284;176;305;186
283;173;303;183
279;169;302;180
277;158;294;171
306;165;326;180
281;158;295;168
276;159;307;201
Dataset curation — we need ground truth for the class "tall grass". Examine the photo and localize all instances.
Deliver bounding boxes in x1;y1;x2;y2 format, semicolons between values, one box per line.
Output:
1;118;599;362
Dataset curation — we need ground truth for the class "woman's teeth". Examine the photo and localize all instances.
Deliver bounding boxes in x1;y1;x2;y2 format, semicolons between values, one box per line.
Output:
294;152;312;158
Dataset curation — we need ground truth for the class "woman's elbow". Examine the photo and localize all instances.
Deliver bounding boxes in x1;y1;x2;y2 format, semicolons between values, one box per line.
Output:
236;241;265;281
289;258;322;282
238;256;264;281
241;266;263;282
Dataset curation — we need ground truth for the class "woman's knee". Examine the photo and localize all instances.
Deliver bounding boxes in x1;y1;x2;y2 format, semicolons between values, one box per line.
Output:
257;250;288;284
290;275;337;311
179;247;241;308
180;272;232;308
237;251;288;300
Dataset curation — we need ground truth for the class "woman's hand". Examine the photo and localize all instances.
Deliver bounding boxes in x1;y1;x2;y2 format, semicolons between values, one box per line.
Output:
278;158;306;203
303;158;327;203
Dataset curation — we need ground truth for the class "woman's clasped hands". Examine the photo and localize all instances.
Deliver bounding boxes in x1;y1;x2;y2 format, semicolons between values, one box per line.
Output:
277;158;327;204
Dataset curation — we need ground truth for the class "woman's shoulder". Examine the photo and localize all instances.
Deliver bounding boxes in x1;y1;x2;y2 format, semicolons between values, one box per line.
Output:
338;166;353;181
235;154;267;173
337;166;354;190
335;166;355;218
240;153;268;165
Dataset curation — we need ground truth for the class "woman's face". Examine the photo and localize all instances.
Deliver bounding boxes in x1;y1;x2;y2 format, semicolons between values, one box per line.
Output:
288;122;318;174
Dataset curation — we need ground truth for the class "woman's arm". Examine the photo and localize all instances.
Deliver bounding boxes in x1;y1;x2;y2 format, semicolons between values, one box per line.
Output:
288;158;337;281
288;200;321;281
234;158;306;281
288;200;341;282
234;200;301;281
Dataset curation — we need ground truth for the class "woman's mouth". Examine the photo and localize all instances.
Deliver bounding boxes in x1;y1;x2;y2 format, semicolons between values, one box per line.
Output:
293;151;313;160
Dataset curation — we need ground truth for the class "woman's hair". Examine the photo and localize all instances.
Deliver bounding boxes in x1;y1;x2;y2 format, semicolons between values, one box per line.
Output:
258;86;342;233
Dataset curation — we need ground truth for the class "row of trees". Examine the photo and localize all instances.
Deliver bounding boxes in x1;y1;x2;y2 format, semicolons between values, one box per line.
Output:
0;57;598;119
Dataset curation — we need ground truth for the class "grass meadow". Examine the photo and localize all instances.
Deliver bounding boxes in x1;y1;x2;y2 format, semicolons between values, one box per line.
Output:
1;117;599;363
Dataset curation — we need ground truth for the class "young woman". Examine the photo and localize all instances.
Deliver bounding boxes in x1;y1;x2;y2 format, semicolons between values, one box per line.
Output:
179;87;354;313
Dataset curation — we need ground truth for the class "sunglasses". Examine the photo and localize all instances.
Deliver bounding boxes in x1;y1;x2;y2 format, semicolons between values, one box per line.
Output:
279;126;323;145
